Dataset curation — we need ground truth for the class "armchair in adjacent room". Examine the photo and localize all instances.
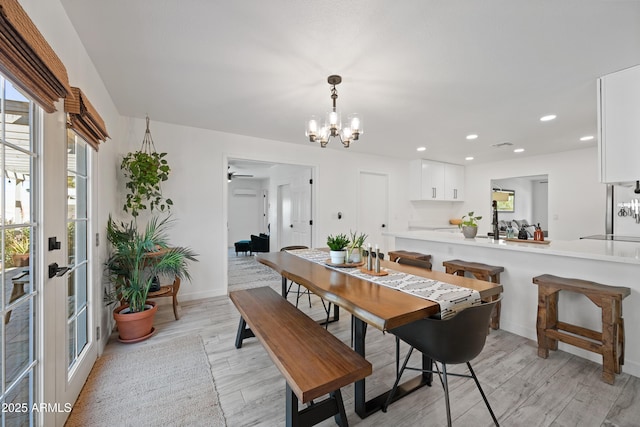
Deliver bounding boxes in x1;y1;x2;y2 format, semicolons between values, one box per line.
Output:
250;234;270;253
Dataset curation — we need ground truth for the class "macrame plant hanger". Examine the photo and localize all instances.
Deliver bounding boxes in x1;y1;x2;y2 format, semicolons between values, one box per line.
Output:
141;115;157;154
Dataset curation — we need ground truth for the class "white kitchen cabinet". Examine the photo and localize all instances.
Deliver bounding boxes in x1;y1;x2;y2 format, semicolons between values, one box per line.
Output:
598;65;640;184
409;159;464;201
444;163;464;201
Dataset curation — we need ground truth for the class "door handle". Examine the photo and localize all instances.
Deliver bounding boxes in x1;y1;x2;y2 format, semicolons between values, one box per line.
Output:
48;263;71;279
290;224;294;228
381;224;386;228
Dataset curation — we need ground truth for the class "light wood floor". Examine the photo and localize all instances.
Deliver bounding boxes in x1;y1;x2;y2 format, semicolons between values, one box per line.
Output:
100;259;640;427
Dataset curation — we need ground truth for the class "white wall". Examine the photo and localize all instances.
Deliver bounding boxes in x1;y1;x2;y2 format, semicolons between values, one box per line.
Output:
122;117;414;300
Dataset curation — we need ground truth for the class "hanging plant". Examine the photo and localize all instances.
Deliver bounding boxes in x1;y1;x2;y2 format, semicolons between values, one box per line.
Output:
121;116;173;217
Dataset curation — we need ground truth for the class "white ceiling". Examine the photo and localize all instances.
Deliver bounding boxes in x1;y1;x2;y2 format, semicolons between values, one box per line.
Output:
60;0;640;164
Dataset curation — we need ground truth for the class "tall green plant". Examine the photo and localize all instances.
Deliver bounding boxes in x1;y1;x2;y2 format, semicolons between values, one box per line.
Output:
105;215;197;312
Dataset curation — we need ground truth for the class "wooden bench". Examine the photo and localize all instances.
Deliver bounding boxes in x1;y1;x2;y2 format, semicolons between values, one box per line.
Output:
442;259;504;330
533;274;630;384
230;286;372;426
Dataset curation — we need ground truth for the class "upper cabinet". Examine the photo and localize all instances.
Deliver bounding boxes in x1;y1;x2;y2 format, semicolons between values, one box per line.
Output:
598;65;640;184
409;159;464;201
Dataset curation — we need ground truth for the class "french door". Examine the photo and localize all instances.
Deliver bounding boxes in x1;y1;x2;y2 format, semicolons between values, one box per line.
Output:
0;77;38;426
56;130;95;425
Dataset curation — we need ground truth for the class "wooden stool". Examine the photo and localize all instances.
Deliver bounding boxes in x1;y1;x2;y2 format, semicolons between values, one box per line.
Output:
532;274;630;385
388;250;431;263
443;259;504;330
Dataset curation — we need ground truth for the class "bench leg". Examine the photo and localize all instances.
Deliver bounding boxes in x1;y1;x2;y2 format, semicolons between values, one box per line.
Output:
234;316;255;349
536;287;559;358
332;389;348;427
286;384;300;427
286;384;349;427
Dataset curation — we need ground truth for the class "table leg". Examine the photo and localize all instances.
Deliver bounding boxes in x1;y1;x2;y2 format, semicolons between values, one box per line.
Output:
353;316;432;419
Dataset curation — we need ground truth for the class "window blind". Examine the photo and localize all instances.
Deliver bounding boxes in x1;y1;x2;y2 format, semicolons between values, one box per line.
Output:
64;87;109;151
0;0;73;112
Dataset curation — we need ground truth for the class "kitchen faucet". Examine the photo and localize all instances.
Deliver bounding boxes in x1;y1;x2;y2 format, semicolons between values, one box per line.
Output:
492;200;499;240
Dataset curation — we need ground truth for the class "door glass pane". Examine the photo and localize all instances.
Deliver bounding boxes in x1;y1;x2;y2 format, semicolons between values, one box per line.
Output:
0;77;37;423
5;298;31;386
4;373;32;427
77;308;87;356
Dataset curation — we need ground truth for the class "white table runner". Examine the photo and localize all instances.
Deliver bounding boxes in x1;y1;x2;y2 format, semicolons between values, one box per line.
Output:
287;248;481;319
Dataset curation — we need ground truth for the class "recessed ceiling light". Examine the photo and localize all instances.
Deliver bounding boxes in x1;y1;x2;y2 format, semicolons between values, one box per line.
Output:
465;156;474;161
416;146;426;152
540;115;557;122
580;135;594;141
466;134;478;140
514;148;525;153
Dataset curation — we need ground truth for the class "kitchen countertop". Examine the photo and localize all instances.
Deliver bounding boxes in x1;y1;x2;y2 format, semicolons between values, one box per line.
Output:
386;230;640;265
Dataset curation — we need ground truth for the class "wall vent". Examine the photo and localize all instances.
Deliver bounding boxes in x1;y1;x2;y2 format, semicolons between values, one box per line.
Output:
491;142;514;148
233;188;257;197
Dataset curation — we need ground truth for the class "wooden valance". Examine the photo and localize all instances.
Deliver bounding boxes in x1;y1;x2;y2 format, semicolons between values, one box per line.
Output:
0;0;73;112
65;87;109;151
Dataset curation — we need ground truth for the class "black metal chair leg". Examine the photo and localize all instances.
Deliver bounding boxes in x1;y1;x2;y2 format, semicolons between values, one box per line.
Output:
442;363;452;427
324;302;332;330
395;336;400;376
467;362;500;426
382;346;414;412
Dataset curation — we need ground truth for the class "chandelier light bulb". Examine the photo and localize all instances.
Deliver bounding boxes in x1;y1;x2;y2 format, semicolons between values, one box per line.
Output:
305;116;320;141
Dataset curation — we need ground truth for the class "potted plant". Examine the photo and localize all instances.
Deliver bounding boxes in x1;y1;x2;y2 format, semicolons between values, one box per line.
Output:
121;116;173;217
106;215;197;342
346;231;367;263
7;228;30;267
459;211;482;238
327;233;350;264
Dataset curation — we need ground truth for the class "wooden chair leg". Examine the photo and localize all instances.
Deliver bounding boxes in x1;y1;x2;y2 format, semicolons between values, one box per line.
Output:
537;287;558;358
601;297;616;384
172;293;180;320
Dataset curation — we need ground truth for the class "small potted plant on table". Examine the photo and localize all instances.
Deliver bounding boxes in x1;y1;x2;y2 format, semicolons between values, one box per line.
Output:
327;233;350;264
346;231;367;263
459;211;482;239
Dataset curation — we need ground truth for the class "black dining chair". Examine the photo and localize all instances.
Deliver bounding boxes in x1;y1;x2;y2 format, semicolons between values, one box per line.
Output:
382;298;501;427
280;246;312;308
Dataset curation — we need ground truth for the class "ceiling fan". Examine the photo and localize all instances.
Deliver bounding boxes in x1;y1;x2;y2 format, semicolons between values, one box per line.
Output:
227;166;253;181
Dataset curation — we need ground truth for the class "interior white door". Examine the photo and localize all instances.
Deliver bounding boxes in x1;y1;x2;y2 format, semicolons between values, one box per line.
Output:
358;172;389;254
278;184;293;248
289;171;312;247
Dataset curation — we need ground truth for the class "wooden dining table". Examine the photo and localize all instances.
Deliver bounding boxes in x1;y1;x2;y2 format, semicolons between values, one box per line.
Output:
256;250;503;419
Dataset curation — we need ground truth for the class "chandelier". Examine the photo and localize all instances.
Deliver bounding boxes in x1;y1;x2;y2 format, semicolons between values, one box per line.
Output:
305;75;363;148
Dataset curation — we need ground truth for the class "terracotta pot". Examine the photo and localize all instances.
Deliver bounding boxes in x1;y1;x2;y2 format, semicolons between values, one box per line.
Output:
113;301;158;343
12;254;29;267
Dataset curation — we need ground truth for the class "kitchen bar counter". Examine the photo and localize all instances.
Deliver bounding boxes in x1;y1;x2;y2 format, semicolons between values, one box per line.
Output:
387;230;640;265
386;229;640;379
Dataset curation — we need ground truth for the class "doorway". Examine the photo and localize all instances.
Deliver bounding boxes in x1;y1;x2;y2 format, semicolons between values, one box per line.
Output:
227;158;313;256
